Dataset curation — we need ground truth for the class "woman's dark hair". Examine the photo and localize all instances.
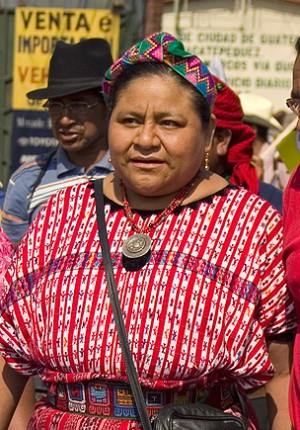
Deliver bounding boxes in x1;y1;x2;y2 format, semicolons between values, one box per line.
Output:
109;62;212;128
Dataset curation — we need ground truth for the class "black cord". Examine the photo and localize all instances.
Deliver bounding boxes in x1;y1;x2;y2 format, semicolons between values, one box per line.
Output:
94;179;152;430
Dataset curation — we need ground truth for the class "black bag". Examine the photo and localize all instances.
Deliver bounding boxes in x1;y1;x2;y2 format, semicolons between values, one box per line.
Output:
151;403;247;430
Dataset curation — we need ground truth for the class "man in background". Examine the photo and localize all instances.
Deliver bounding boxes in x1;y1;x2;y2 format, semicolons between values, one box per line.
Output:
0;38;114;429
1;38;114;248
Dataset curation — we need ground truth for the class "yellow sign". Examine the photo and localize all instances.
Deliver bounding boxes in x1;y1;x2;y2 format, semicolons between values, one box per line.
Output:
13;7;120;110
277;128;300;173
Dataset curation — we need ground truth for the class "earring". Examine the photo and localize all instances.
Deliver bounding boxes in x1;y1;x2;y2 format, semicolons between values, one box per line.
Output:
204;152;209;171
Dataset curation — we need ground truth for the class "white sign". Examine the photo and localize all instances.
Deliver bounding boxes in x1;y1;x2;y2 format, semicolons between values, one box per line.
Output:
162;7;299;112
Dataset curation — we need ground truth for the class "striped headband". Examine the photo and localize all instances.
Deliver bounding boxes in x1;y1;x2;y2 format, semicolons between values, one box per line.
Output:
102;32;216;108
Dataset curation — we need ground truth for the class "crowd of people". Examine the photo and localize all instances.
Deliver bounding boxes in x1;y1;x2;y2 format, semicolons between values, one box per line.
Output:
0;30;299;430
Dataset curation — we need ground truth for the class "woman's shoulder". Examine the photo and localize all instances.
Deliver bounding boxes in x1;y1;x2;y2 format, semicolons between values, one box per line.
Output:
30;180;96;229
284;164;300;206
47;179;94;202
212;184;283;225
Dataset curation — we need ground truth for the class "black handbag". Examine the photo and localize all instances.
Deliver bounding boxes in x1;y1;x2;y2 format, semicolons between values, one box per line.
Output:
151;403;247;429
94;179;248;430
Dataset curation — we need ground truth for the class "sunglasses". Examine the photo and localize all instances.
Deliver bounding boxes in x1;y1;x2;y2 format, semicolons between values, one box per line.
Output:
286;97;300;116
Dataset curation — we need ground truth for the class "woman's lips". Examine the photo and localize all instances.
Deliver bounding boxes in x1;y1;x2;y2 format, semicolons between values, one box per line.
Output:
131;158;164;168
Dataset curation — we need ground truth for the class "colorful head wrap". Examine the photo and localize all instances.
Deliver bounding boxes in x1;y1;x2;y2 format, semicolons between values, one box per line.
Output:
102;32;216;108
212;75;259;195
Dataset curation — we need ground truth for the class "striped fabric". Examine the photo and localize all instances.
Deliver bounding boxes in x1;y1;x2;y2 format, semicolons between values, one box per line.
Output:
0;182;296;429
29;174;107;213
1;147;113;245
0;227;12;293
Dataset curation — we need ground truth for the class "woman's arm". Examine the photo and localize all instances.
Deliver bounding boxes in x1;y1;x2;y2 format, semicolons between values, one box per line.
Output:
265;341;294;430
8;377;35;430
0;355;29;430
283;167;300;305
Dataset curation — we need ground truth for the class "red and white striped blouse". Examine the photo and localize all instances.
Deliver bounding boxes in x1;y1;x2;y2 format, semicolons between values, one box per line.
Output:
0;182;296;429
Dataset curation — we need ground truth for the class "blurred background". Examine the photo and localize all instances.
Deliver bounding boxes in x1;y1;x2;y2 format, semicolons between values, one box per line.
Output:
0;0;299;195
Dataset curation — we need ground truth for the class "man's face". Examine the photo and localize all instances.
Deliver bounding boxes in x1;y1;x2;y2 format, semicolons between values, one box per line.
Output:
47;89;108;154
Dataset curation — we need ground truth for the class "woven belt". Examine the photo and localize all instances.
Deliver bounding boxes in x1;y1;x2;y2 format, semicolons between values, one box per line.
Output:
46;379;239;419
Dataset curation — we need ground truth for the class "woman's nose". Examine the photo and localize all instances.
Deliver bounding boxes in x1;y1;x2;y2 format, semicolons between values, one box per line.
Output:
134;123;160;148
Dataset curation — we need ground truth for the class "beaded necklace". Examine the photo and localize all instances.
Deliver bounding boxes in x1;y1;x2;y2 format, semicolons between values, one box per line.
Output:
120;170;201;270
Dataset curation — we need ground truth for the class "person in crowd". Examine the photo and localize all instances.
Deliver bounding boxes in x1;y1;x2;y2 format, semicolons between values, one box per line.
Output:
0;226;12;304
210;75;283;214
1;38;114;248
0;32;296;430
209;76;287;430
282;35;300;430
1;37;114;427
0;183;5;222
0;227;35;429
239;92;290;190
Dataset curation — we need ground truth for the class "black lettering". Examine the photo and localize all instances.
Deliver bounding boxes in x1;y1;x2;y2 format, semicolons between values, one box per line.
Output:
256;78;291;88
21;10;33;29
254;61;270;70
63;12;76;31
227;77;252;88
178;31;191;42
196;32;237;44
275;61;293;71
17;36;83;53
36;11;46;29
260;33;297;45
76;13;90;31
241;33;254;44
49;12;60;30
99;15;112;32
222;60;247;71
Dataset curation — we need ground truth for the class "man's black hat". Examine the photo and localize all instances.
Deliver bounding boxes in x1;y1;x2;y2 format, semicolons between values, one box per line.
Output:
27;38;113;100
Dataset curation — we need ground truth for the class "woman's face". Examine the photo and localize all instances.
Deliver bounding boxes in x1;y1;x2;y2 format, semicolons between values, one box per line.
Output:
108;74;215;197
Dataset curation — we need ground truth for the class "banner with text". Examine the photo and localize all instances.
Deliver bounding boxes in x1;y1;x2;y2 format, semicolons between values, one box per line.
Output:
10;7;120;173
13;7;120;110
162;8;299;112
11;110;58;172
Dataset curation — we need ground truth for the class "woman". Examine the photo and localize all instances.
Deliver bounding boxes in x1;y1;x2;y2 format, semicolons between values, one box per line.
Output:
0;226;35;430
209;76;290;430
210;75;283;213
0;32;296;430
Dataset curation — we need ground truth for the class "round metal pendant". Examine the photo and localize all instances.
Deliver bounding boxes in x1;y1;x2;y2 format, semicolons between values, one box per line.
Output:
122;233;152;259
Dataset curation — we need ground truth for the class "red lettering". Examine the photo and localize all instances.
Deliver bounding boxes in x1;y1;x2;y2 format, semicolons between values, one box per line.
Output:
18;66;29;82
18;66;48;84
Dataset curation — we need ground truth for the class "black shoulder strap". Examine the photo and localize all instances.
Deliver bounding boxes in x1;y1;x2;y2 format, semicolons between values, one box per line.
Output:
93;179;152;430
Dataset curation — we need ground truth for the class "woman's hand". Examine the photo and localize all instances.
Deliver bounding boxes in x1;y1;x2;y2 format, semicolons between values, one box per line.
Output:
0;355;29;430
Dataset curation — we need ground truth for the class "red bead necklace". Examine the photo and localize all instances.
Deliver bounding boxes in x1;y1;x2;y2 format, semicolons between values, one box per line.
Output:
120;170;201;269
120;169;201;234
